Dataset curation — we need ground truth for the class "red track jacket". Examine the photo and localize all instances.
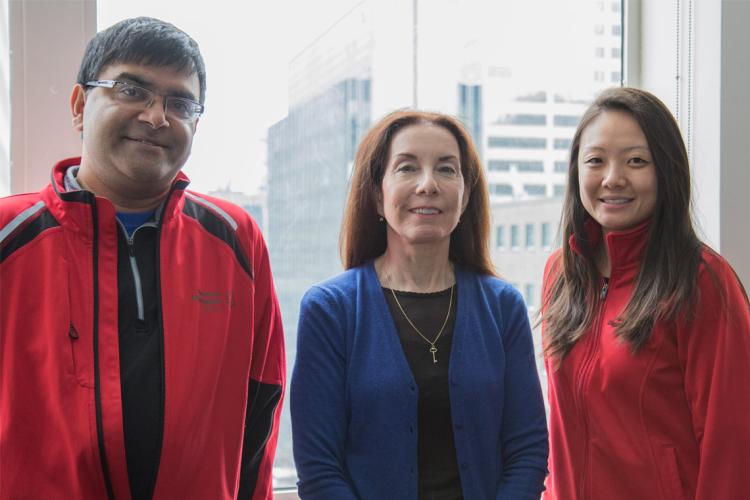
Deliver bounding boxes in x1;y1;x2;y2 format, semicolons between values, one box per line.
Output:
0;159;285;499
543;221;750;500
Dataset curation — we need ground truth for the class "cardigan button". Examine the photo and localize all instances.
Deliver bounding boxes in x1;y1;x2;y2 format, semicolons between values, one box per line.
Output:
454;423;463;430
409;426;414;435
410;385;416;392
460;462;469;470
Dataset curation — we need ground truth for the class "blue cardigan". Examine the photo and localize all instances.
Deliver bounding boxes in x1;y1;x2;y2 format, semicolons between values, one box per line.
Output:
290;262;548;499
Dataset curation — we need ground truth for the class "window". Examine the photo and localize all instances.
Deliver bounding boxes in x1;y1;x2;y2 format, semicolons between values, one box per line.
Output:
525;223;535;248
487;160;511;171
541;222;552;248
488;136;547;149
510;224;520;249
495;113;546;126
611;71;621;83
524;284;536;307
523;184;547;196
554;138;572;150
611;47;621;58
495;226;505;248
612;1;621;12
488;160;543;172
10;1;626;490
553;115;581;127
595;47;605;58
490;183;514;196
554;184;566;197
612;25;621;36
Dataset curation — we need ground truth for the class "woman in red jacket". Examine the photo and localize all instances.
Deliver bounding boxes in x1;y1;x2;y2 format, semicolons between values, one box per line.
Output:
541;87;750;500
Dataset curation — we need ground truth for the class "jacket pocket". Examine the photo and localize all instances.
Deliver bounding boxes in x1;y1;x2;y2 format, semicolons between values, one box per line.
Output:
656;445;686;500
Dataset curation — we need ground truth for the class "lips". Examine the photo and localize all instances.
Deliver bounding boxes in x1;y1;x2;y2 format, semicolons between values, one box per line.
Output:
410;207;441;215
599;197;633;205
126;136;167;148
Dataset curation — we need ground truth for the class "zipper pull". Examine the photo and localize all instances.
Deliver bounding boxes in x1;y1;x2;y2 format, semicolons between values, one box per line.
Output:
69;324;79;339
600;280;609;299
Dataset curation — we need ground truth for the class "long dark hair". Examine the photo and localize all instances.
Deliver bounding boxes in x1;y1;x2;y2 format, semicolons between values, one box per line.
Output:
543;87;703;361
340;109;495;276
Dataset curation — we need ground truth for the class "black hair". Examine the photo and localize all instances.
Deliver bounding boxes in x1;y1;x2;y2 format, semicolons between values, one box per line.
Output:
76;17;206;104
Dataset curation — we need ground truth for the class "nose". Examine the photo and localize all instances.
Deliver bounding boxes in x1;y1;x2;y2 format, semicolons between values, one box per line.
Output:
416;170;439;195
602;162;626;189
138;96;169;129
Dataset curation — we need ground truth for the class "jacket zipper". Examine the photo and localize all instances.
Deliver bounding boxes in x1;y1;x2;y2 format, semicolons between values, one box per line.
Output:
117;221;157;322
91;197;115;500
575;278;609;499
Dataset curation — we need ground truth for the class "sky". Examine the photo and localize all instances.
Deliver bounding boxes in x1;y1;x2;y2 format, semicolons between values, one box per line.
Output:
98;0;366;195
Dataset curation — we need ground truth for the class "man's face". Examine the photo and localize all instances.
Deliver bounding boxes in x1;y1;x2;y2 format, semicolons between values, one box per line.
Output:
72;63;201;200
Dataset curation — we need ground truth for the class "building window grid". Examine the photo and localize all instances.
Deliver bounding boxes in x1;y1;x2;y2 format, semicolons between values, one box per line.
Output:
541;222;552;248
495;226;506;248
510;224;520;249
525;223;535;249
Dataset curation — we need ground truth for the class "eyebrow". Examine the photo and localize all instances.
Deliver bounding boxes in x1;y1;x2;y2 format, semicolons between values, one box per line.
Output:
392;153;459;162
581;145;650;153
113;71;198;101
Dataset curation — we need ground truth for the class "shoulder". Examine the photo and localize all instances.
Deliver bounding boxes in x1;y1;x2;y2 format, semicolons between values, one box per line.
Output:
302;266;367;309
463;270;526;311
697;245;748;302
181;190;261;235
0;191;54;242
543;248;563;280
0;191;46;221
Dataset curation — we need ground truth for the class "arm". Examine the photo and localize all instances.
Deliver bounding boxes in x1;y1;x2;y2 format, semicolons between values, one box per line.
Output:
237;231;286;500
679;257;750;500
290;286;359;500
496;286;549;500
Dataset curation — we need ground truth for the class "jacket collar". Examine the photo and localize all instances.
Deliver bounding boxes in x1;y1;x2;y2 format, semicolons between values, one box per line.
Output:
48;157;191;222
569;217;651;274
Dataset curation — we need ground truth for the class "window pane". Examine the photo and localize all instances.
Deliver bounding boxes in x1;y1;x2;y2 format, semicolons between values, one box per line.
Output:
525;223;535;248
496;226;505;248
489;136;547;149
95;0;623;489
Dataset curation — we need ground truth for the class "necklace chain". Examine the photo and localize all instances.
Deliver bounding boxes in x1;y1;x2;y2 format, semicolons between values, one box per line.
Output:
390;285;453;364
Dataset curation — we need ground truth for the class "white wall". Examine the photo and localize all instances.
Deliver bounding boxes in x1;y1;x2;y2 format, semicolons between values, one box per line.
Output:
0;0;10;196
9;0;96;194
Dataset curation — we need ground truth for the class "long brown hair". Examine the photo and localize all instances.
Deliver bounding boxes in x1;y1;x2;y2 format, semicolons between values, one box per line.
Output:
340;109;495;275
543;87;703;361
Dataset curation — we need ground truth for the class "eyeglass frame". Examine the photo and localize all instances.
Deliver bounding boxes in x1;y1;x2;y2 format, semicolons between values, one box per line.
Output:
84;79;205;121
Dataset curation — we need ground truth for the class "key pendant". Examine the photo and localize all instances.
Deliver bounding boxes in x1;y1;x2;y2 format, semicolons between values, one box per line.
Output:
429;346;438;364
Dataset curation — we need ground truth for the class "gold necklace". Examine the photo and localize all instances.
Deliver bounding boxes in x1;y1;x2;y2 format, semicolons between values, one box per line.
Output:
390;285;454;364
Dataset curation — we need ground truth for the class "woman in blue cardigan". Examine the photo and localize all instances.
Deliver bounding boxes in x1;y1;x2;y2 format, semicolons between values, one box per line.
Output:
290;110;548;499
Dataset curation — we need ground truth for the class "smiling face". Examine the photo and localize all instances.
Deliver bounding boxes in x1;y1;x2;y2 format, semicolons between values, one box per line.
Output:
71;63;200;204
378;123;470;253
577;110;658;236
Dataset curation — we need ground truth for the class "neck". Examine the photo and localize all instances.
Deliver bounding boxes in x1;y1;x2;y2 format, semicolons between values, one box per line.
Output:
76;165;169;213
375;242;454;292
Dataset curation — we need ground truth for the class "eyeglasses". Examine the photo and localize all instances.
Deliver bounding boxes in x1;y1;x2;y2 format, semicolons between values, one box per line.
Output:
85;80;204;121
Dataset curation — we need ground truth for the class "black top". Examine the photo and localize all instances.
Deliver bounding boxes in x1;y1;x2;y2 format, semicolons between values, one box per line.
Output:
117;224;162;500
383;286;463;500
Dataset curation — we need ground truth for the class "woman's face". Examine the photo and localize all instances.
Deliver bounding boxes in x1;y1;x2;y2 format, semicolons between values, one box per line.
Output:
577;110;658;236
378;123;469;253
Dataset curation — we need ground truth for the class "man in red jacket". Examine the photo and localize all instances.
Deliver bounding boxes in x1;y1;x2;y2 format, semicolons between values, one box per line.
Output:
0;17;285;500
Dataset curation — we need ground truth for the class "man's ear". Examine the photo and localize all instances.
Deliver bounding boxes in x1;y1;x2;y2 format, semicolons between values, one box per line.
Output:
70;84;86;133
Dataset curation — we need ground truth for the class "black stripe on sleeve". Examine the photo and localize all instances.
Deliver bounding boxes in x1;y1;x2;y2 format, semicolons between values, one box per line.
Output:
181;198;253;279
0;210;60;263
237;379;283;499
